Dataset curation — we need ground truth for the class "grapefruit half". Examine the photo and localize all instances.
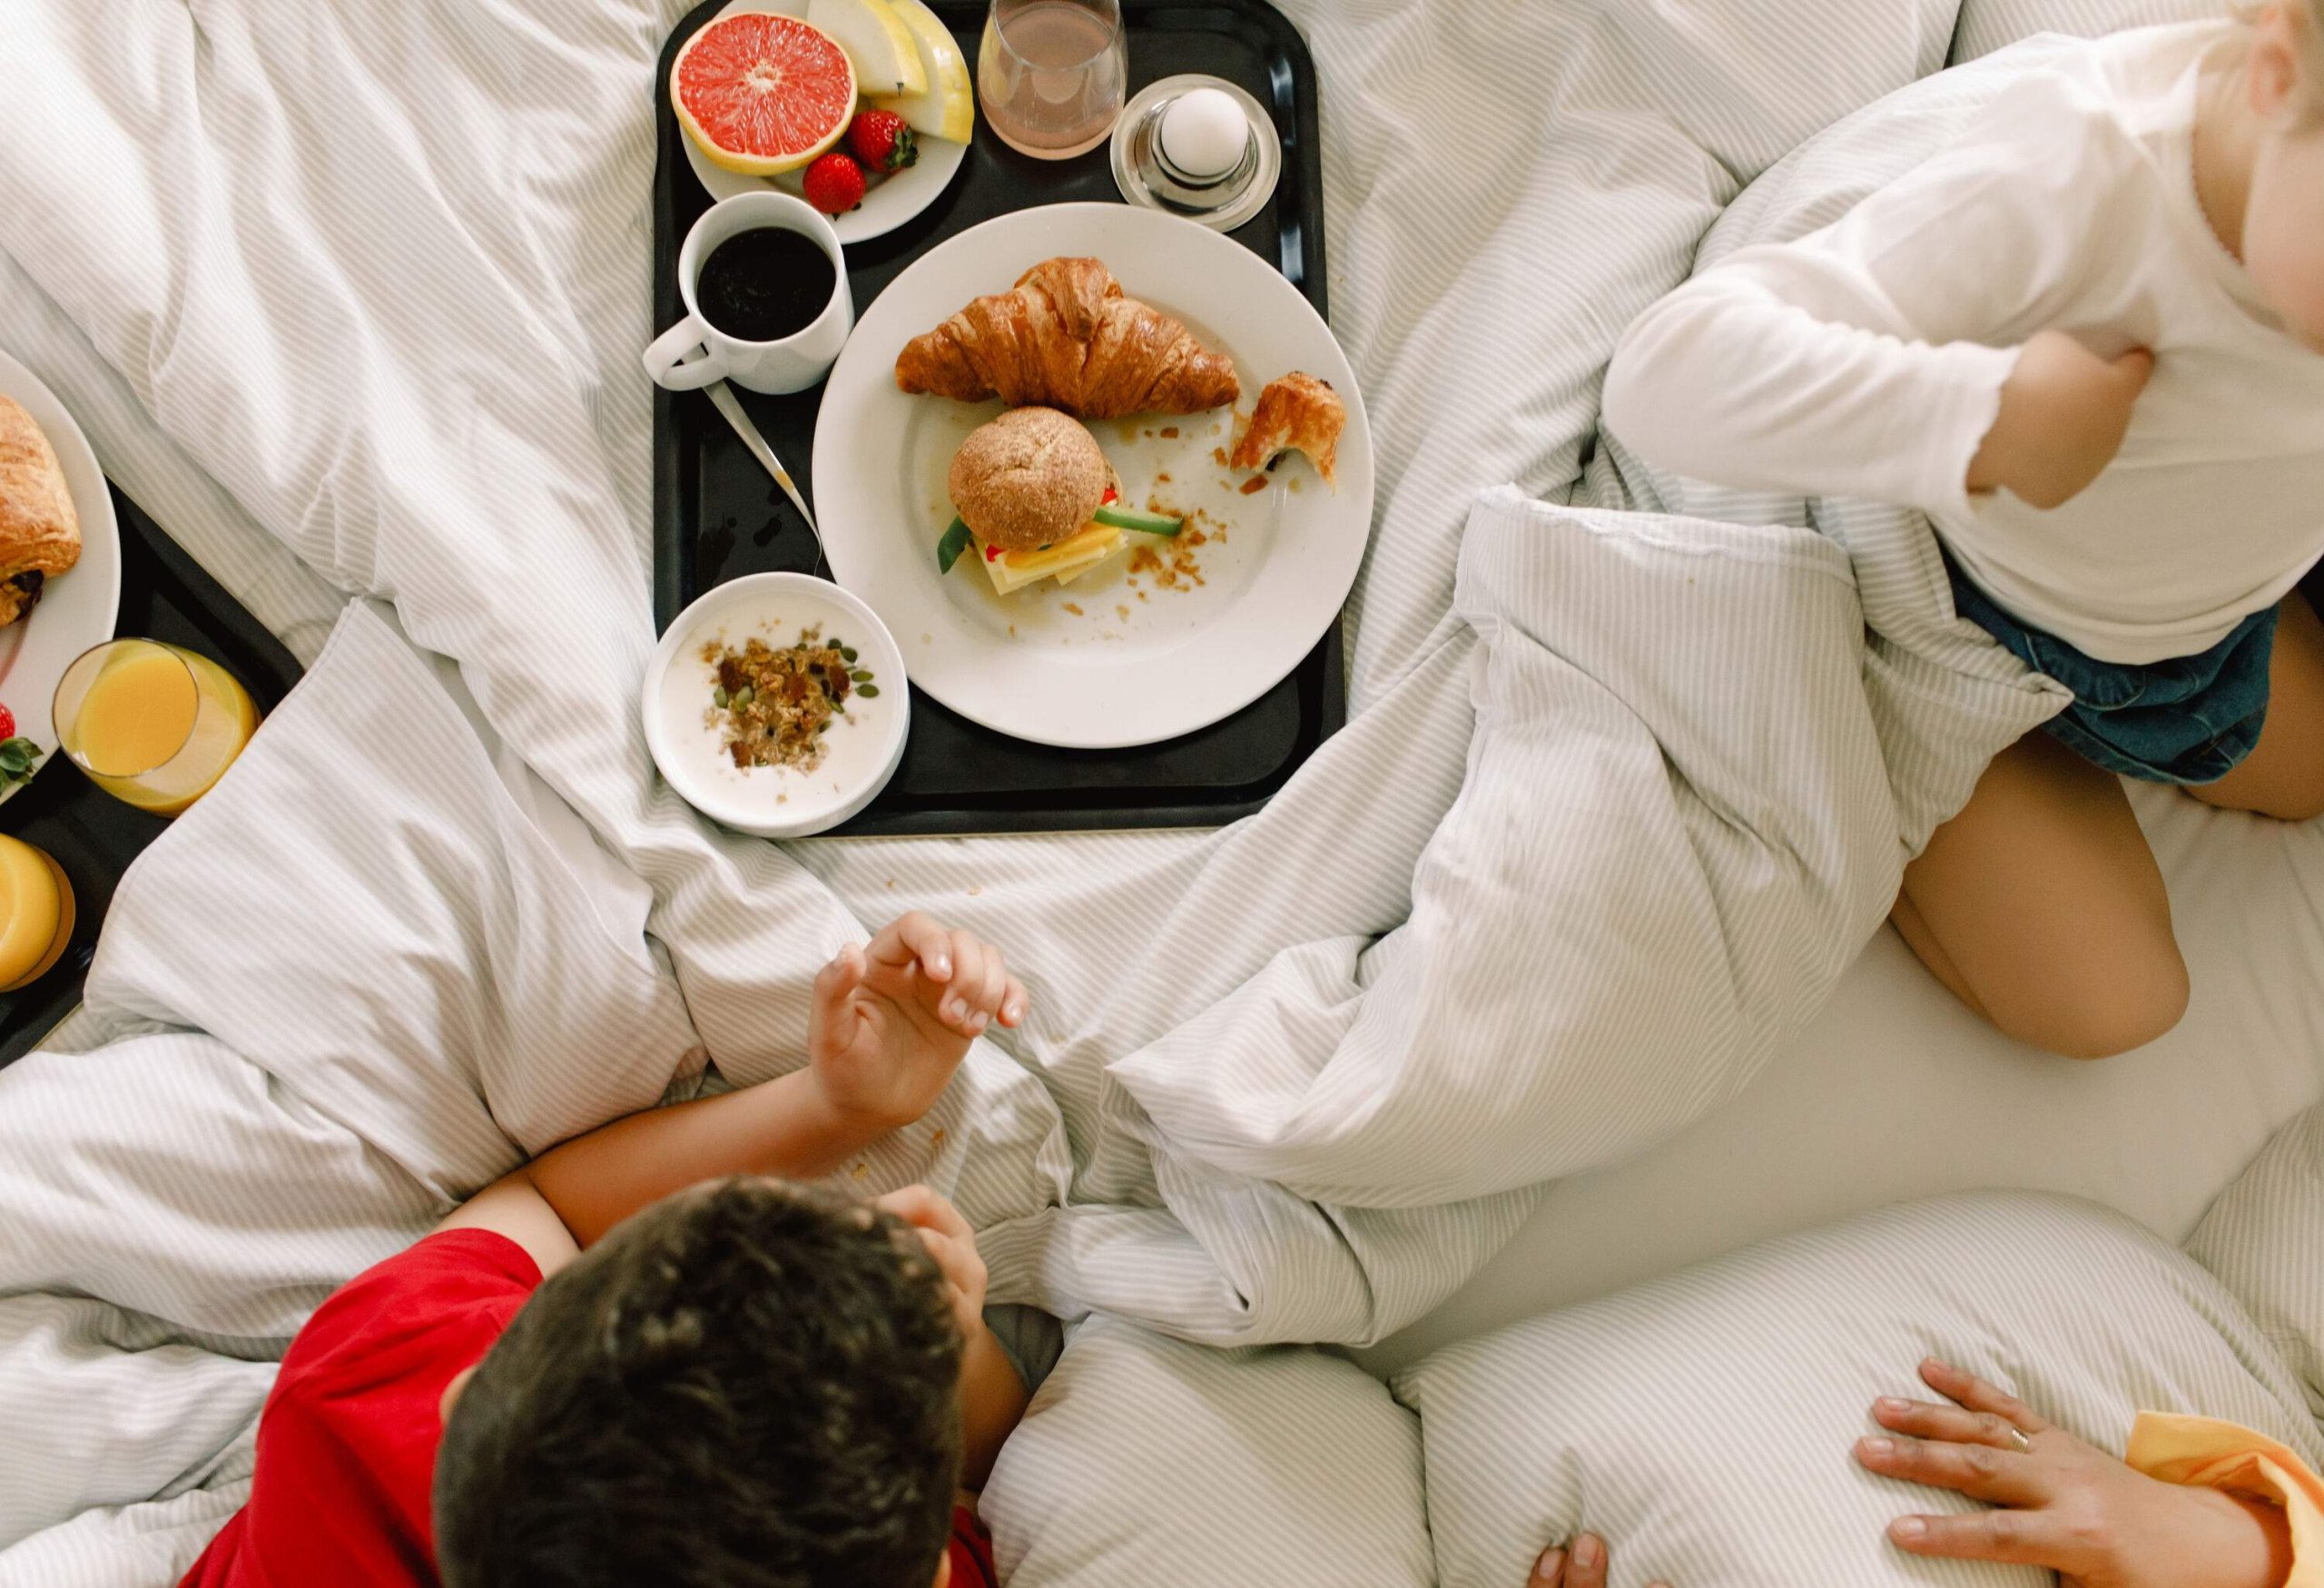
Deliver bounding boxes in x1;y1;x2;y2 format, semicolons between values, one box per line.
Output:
672;14;859;177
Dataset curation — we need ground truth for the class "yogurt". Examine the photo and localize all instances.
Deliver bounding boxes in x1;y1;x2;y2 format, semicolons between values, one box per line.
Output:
643;575;909;838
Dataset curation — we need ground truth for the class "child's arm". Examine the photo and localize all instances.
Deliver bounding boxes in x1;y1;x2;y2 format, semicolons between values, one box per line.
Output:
438;913;1026;1279
1600;83;2151;515
875;1185;1030;1489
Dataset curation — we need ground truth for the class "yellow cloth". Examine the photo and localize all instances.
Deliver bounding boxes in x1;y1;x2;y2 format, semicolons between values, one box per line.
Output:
2128;1412;2324;1588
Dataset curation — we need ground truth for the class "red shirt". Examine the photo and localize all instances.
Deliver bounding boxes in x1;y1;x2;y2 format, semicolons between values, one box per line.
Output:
181;1228;998;1588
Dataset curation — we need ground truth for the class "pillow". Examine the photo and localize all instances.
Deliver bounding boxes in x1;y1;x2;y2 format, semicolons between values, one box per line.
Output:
2188;1105;2324;1420
980;1315;1432;1587
1393;1192;2322;1588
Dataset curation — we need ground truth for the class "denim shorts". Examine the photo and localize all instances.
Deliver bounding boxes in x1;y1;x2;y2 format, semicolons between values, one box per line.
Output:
1945;557;2276;785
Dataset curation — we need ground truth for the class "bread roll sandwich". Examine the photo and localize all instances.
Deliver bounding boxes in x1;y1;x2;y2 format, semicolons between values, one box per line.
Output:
934;406;1181;596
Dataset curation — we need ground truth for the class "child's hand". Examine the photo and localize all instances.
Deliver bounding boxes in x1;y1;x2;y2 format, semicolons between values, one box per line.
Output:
1855;1359;2291;1588
873;1184;988;1341
1966;330;2154;509
877;1183;1029;1486
809;913;1027;1133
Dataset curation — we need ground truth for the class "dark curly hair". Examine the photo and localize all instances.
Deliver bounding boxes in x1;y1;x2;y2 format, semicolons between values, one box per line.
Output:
432;1178;964;1588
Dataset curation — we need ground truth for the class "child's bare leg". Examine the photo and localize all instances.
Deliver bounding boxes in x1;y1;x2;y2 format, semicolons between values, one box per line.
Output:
2188;596;2324;822
1892;731;2187;1059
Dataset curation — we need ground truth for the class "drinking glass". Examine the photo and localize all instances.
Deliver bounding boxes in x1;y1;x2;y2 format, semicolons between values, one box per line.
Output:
54;639;260;816
0;834;74;991
978;0;1127;160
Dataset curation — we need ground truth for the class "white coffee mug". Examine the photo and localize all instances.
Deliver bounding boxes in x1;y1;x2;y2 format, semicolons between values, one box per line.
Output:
642;192;852;396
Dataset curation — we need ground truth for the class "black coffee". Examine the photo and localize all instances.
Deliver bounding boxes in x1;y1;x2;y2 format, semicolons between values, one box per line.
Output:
696;227;837;343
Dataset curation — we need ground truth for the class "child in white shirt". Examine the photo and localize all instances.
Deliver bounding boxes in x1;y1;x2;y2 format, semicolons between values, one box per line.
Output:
1602;2;2324;1059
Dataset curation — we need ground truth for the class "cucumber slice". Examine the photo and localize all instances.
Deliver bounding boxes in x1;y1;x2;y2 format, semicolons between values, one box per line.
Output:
1092;503;1182;537
935;515;973;574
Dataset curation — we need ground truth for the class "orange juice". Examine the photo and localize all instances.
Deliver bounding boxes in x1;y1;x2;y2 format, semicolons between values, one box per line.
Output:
0;833;74;991
74;644;199;777
57;641;260;816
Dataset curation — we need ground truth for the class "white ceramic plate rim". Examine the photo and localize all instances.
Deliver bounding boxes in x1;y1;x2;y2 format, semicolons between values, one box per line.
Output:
810;202;1374;749
643;571;910;837
0;348;123;807
680;0;969;246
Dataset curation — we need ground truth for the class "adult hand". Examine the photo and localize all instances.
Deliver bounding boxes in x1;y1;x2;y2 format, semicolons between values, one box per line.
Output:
809;912;1027;1132
1856;1358;2291;1588
1966;330;2153;509
1527;1531;1671;1588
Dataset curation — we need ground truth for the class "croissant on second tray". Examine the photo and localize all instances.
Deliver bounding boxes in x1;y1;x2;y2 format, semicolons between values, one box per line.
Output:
893;256;1241;419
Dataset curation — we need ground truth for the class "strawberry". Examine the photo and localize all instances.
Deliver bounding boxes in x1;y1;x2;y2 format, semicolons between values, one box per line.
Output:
847;109;918;174
803;152;868;215
0;705;15;741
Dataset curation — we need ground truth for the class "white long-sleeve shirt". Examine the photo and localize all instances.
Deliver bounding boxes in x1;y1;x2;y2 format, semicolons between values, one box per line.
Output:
1601;22;2324;665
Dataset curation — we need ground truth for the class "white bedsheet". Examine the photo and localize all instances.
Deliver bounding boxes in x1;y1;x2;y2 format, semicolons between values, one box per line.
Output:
5;0;2320;1582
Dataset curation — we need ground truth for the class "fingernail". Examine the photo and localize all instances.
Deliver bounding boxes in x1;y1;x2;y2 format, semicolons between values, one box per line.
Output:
932;955;950;976
1573;1535;1601;1568
1004;1001;1022;1023
1875;1397;1906;1415
1532;1548;1563;1583
1893;1517;1927;1541
969;1015;988;1034
1862;1437;1895;1457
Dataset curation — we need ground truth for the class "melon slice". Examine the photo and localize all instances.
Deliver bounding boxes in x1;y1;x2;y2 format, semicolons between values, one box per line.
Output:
867;0;975;143
806;0;927;98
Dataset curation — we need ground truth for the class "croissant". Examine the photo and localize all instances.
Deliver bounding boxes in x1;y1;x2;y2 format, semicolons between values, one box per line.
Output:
1232;371;1344;487
0;395;80;626
894;257;1240;419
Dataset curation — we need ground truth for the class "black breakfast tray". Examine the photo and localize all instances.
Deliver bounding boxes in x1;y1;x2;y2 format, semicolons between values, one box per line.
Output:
0;488;304;1070
651;0;1334;836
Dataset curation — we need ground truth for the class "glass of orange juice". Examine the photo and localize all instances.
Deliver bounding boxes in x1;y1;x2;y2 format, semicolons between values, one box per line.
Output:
54;639;260;816
0;833;74;991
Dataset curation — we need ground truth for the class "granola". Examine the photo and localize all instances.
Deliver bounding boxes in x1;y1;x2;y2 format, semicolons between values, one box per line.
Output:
700;627;875;773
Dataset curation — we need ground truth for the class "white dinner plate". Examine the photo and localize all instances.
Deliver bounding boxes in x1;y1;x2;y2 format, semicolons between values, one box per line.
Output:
680;0;970;247
811;203;1374;749
0;349;122;805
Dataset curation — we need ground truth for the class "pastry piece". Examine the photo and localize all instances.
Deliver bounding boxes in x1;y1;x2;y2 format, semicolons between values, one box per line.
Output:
948;406;1110;552
1232;371;1344;487
895;257;1240;419
0;395;81;625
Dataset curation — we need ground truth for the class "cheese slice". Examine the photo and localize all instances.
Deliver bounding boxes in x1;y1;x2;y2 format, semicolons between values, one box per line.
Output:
977;521;1126;596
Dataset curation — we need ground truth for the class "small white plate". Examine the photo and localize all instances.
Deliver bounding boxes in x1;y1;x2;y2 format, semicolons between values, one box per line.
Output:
645;573;909;838
0;349;122;807
811;202;1374;749
680;0;969;247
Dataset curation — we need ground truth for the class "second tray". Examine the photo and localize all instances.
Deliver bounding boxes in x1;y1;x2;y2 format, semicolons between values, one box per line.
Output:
0;487;305;1070
650;0;1336;836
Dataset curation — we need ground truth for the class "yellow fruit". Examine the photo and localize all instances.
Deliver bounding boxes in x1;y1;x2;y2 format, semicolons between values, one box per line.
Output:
867;0;974;143
805;0;927;98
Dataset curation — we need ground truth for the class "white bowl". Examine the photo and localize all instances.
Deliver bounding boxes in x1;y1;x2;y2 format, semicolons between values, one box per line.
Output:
644;573;909;838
